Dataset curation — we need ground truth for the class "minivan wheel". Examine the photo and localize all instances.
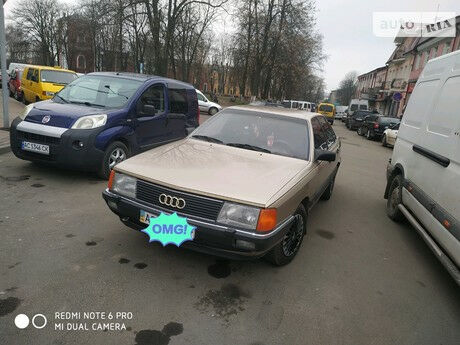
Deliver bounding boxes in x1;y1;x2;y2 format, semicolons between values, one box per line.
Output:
386;175;405;222
209;107;218;115
265;204;307;266
99;141;129;179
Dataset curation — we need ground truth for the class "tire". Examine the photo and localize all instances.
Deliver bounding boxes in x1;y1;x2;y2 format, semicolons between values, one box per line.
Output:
35;96;40;103
23;94;28;105
321;170;337;201
98;141;129;179
386;174;405;222
366;129;373;140
209;107;218;115
357;126;363;135
265;204;307;266
14;90;20;101
382;135;388;147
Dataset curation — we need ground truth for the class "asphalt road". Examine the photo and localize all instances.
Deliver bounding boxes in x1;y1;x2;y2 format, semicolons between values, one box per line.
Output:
0;119;459;345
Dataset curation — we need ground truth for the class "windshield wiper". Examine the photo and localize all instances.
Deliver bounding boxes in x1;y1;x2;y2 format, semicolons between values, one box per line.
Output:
226;143;271;153
191;135;223;144
69;100;105;108
104;85;128;99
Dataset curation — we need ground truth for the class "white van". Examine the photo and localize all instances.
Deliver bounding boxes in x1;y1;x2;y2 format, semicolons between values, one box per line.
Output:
297;101;313;111
348;99;368;116
384;50;460;285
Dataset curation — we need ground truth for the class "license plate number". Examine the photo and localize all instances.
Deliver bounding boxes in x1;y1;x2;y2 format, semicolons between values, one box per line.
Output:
21;141;49;155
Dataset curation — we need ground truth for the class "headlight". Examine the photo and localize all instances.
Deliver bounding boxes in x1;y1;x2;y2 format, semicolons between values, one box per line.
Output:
45;91;54;96
71;114;107;129
217;202;260;230
19;104;33;120
111;173;137;198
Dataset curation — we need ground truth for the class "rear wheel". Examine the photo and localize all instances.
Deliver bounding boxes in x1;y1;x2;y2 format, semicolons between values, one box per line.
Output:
382;135;388;147
386;175;405;222
98;141;129;179
357;126;363;135
366;128;373;140
265;204;307;266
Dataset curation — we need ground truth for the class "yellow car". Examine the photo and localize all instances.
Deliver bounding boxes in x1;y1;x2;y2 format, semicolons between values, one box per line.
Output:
21;65;78;104
317;103;336;124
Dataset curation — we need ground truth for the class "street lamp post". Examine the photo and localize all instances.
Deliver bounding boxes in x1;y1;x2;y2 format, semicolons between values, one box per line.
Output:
0;0;9;128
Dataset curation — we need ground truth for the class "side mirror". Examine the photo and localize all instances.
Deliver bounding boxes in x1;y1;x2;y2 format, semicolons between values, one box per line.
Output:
142;104;155;115
315;149;336;162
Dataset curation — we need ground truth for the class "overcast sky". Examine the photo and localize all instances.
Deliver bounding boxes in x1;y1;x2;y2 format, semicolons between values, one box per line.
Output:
4;0;460;92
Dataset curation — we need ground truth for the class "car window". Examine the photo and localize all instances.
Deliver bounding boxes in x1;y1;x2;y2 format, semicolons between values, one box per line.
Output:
311;117;328;150
32;69;39;82
40;70;77;85
192;109;310;160
359;104;368;110
137;84;165;117
197;92;206;102
319;104;333;112
169;89;188;114
56;75;142;108
26;68;33;80
318;116;337;147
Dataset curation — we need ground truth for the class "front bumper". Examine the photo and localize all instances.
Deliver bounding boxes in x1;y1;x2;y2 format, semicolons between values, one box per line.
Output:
10;117;104;171
102;189;294;260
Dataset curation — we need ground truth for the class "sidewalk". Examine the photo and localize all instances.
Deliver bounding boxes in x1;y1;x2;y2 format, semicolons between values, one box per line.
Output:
0;89;25;154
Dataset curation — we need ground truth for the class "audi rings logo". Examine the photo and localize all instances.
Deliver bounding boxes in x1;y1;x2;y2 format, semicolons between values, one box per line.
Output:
159;194;186;209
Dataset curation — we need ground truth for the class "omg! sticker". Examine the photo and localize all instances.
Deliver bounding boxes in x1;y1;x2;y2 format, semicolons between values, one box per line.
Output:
141;212;195;247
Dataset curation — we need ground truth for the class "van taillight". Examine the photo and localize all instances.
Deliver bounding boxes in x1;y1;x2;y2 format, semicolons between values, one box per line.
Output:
373;122;379;129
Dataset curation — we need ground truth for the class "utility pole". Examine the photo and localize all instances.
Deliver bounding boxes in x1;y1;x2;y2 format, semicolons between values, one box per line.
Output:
0;0;9;129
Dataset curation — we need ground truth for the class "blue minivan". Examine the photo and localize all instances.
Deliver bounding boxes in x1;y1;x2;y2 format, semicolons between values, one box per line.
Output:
10;72;199;178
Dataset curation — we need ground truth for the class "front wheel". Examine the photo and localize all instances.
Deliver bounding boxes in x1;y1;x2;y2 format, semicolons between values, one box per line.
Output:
209;107;218;115
357;126;363;135
386;175;405;222
265;204;307;266
366;129;373;140
98;141;129;179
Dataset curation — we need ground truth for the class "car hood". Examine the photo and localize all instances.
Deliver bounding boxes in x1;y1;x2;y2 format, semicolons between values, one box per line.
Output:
24;100;107;128
115;138;309;207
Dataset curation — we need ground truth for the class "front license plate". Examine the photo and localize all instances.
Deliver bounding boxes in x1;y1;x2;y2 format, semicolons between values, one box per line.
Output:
139;210;158;224
21;141;49;155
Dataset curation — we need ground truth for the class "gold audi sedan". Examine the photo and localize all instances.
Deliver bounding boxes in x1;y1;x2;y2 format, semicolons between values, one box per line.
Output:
102;105;341;265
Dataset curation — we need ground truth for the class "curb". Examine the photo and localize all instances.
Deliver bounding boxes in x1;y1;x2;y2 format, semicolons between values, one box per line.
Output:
0;145;11;155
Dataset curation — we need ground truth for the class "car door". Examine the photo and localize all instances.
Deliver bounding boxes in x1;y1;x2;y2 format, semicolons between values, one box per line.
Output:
197;92;209;112
166;88;189;140
31;69;40;101
23;68;34;102
134;83;168;151
310;117;330;201
318;116;339;178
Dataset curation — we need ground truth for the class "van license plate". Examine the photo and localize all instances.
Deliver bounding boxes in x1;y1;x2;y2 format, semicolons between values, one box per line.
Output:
21;141;49;155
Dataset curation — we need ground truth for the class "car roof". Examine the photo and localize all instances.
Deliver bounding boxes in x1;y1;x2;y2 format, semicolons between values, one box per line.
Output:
86;72;195;89
225;105;320;121
24;65;76;74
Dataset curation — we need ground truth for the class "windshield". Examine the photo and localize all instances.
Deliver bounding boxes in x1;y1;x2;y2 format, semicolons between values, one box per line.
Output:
359;104;368;110
350;104;358;111
354;111;371;117
40;70;77;84
319;104;333;112
55;75;143;108
191;109;310;160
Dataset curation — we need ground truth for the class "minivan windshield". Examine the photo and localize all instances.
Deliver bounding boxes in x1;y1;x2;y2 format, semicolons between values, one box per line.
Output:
55;75;143;108
319;104;333;112
40;70;77;85
191;109;310;160
350;104;358;111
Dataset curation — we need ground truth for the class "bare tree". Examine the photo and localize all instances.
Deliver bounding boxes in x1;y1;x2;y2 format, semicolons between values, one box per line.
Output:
337;71;358;106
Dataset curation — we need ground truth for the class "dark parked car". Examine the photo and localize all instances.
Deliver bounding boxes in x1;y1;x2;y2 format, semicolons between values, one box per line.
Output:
10;72;199;179
358;116;400;140
346;110;372;130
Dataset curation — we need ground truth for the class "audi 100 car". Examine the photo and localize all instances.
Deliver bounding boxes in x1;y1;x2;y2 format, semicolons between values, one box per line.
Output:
103;106;341;265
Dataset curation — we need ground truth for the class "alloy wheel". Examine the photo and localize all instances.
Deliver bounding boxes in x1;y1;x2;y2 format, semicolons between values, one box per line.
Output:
108;148;126;169
282;214;304;257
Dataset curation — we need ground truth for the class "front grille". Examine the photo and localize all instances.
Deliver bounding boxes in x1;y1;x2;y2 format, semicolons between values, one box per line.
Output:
136;180;224;221
17;131;60;145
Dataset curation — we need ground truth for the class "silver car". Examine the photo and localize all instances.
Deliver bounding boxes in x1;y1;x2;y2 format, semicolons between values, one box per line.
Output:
196;89;222;115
